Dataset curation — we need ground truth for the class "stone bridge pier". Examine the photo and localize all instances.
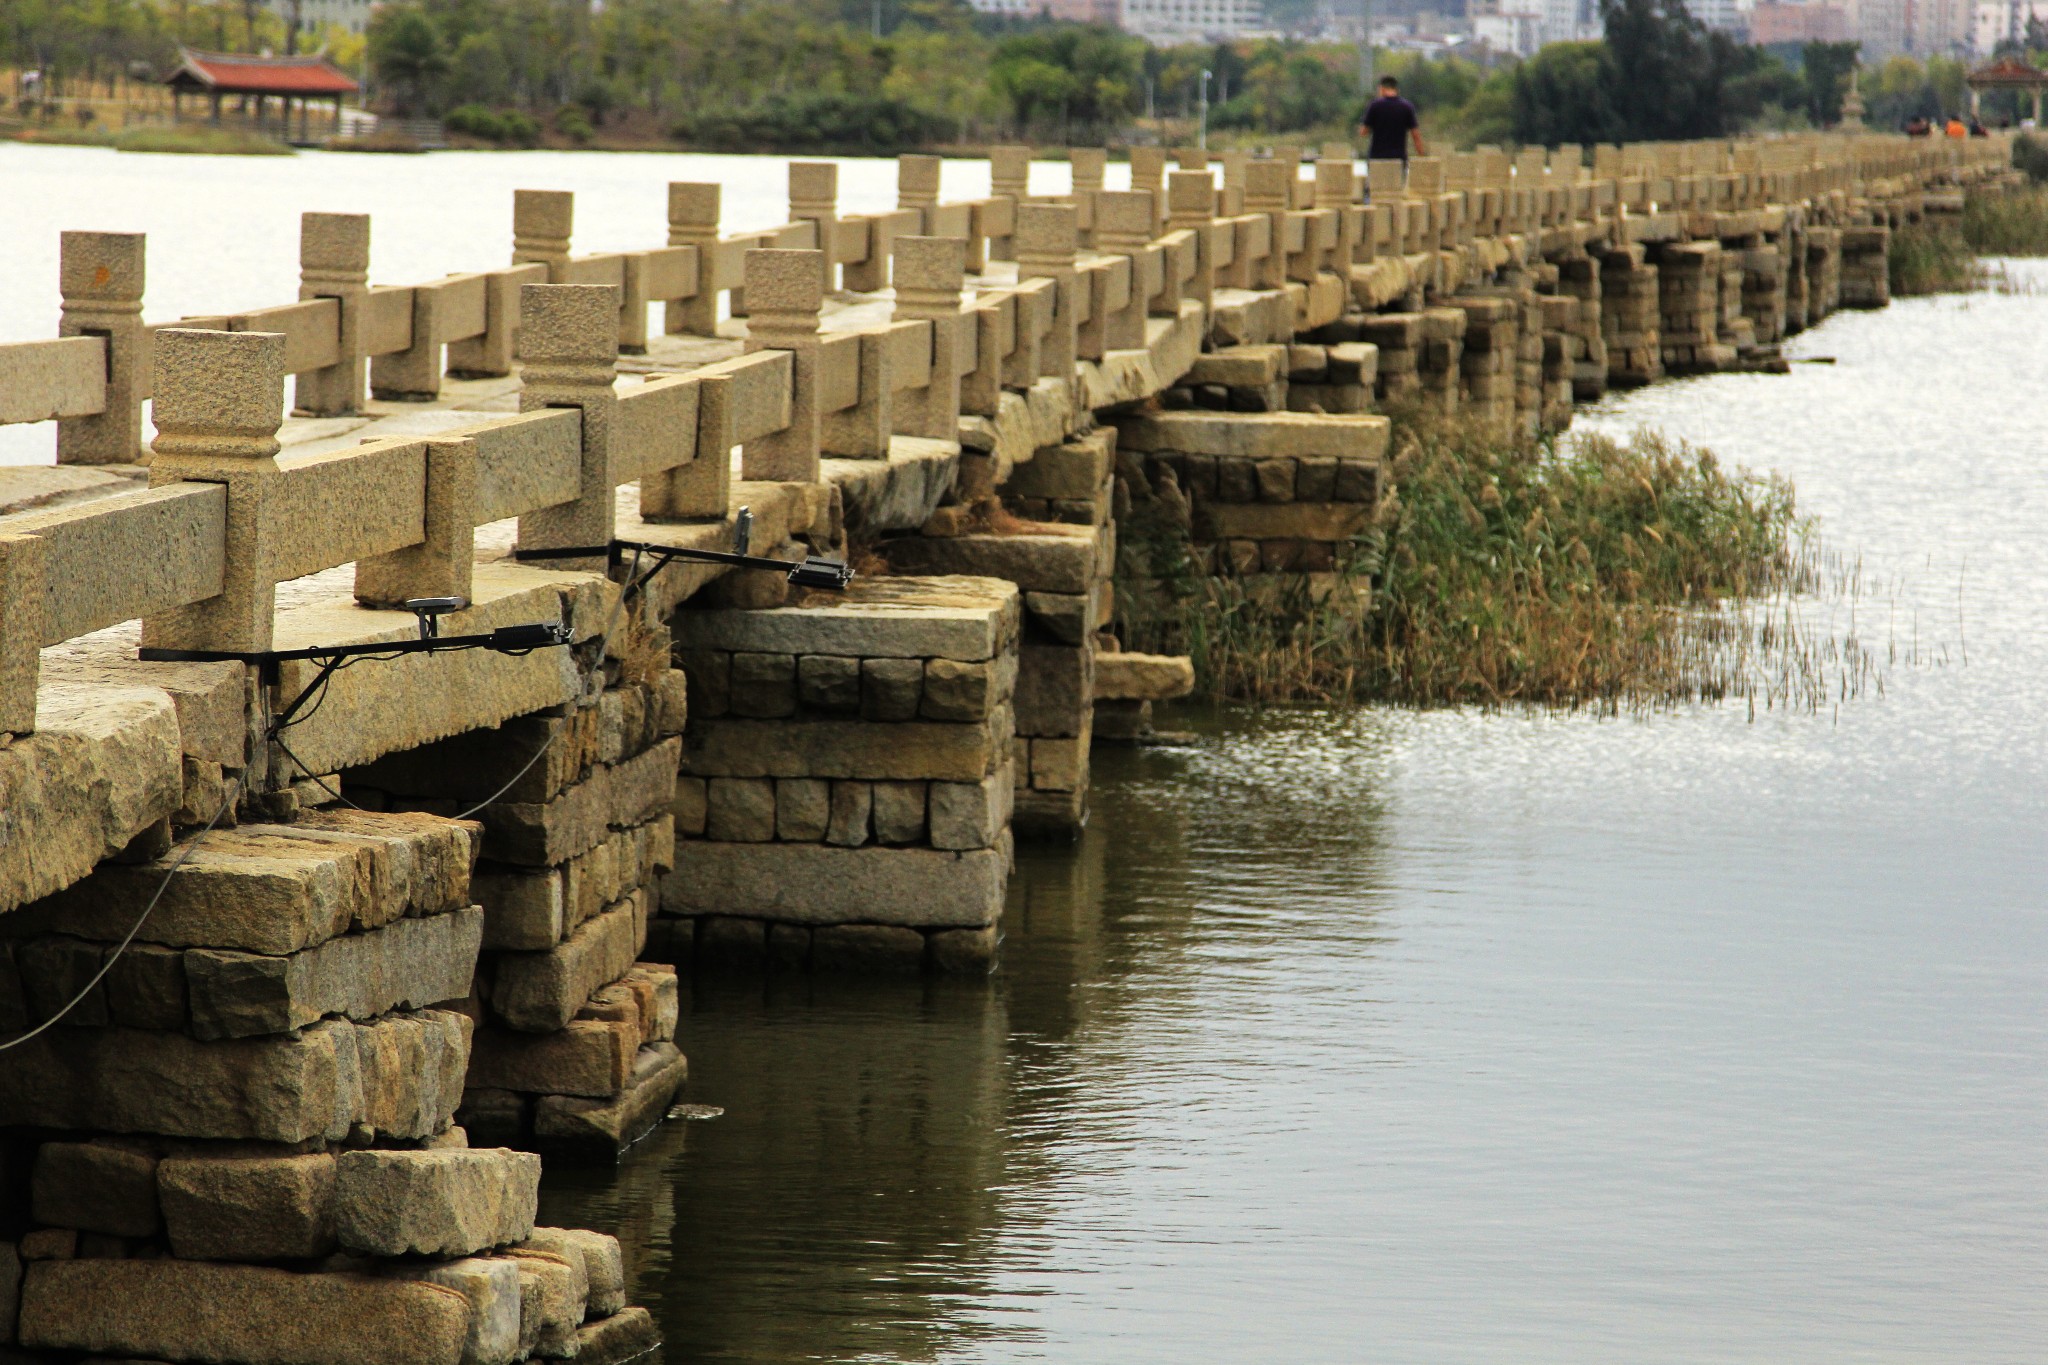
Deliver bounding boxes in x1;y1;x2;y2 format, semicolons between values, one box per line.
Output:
0;131;2016;1365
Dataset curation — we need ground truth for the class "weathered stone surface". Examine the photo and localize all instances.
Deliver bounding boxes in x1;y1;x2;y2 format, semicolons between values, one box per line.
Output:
532;1043;686;1156
684;712;1007;783
11;813;476;956
0;1010;470;1142
880;527;1099;594
928;923;1000;974
1015;645;1092;738
523;1227;626;1319
333;1147;540;1257
870;781;926;845
495;1248;585;1359
1193;501;1369;542
1118;410;1390;460
920;657;999;722
1094;652;1196;702
665;840;1005;927
928;769;1011;852
772;777;828;841
467;1020;635;1098
810;924;925;973
0;1241;18;1346
481;739;680;868
1020;592;1093;645
383;1256;524;1365
825;780;872;847
18;1259;471;1365
673;576;1018;662
572;1308;659;1365
473;867;565;951
157;1152;338;1261
30;1141;159;1238
1003;434;1113;501
490;898;642;1033
183;906;482;1040
859;657;923;722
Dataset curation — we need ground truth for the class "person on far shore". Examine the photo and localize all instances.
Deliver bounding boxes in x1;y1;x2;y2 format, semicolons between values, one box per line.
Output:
1361;76;1425;166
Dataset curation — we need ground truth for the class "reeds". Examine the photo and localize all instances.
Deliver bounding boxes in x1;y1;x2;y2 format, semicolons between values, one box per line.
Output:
1889;219;1983;295
1960;186;2048;255
1118;413;1881;713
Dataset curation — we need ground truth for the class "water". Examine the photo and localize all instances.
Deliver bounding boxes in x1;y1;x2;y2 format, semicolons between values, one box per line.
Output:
8;144;2046;1361
546;275;2048;1361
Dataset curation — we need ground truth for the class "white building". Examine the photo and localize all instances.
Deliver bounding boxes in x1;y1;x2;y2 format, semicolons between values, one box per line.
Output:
258;0;375;39
1117;0;1267;42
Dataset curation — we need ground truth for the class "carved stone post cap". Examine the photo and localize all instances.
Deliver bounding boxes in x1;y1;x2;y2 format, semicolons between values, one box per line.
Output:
1167;171;1215;218
513;189;575;238
1173;146;1209;170
60;231;146;301
744;248;826;316
1015;203;1078;259
789;161;838;205
1129;146;1166;184
300;212;370;271
1407;158;1445;194
1244;160;1293;203
152;329;285;452
517;283;619;365
990;145;1033;181
1314;159;1356;198
669;182;721;226
899;154;942;198
1069;148;1108;188
893;236;967;295
1096;190;1155;242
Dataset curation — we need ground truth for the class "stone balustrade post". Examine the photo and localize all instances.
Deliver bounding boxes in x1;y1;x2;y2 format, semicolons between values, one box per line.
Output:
899;154;942;229
513;189;574;281
294;212;368;417
0;533;45;734
1130;146;1168;232
1244;162;1291;290
1069;148;1106;247
740;249;824;483
1220;151;1248;216
988;145;1031;260
1174;147;1209;171
890;236;965;442
789;162;839;294
56;231;146;466
1016;204;1079;383
1167;171;1216;308
516;284;618;572
1315;158;1358;269
666;182;721;336
371;278;444;401
1095;191;1155;351
140;329;286;657
355;435;477;608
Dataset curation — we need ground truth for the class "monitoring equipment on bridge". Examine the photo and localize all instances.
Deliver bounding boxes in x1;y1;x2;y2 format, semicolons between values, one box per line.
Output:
511;505;855;598
139;604;574;734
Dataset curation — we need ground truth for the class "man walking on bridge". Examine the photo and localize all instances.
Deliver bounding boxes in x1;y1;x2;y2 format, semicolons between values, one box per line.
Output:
1361;75;1425;164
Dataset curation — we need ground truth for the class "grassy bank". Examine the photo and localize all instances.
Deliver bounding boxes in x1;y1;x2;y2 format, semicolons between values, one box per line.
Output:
1120;414;1813;709
3;124;291;155
1890;184;2048;295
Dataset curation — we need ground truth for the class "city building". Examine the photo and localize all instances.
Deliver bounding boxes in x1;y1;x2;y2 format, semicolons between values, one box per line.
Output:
1117;0;1267;40
1748;1;1851;42
257;0;376;40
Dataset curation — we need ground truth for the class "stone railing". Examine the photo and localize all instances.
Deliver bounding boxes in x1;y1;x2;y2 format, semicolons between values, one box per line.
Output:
0;132;2012;749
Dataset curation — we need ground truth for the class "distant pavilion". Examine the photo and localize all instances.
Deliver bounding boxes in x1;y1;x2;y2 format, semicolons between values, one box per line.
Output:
163;48;360;143
1965;56;2048;126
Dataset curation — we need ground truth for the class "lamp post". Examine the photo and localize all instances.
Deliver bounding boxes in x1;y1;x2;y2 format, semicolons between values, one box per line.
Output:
1359;0;1375;99
1199;68;1211;151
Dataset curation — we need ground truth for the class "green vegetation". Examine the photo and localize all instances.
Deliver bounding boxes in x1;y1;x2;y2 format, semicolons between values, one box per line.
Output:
1890;185;2048;296
113;124;291;154
2;0;364;104
1121;415;1809;708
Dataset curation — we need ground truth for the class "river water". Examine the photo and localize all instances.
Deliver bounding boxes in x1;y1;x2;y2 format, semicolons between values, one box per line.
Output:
7;144;2046;1362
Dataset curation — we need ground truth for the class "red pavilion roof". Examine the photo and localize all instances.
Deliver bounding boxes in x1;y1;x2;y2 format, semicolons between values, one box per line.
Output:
1966;56;2048;88
166;48;359;97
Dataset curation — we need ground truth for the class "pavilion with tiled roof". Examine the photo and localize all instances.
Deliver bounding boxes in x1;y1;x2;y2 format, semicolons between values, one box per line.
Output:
164;48;359;141
1966;55;2048;124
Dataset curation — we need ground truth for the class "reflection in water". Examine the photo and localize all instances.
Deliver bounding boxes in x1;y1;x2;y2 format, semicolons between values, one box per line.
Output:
543;273;2048;1362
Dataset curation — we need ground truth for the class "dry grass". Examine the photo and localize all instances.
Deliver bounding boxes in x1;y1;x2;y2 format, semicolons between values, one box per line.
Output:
1118;413;1881;713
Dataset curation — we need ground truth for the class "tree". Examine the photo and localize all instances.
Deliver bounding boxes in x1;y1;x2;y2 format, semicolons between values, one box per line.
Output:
1801;40;1858;126
368;5;450;115
1511;41;1619;145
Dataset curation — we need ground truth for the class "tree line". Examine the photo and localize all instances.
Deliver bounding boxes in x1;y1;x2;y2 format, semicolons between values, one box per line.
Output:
4;0;2021;150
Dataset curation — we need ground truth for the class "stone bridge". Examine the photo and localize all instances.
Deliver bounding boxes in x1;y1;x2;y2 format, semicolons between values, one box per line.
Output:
0;132;2011;1364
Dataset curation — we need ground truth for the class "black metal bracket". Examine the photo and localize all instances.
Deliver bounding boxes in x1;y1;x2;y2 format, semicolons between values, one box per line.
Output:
140;622;573;732
512;516;854;597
